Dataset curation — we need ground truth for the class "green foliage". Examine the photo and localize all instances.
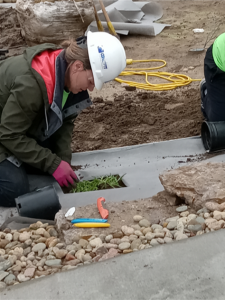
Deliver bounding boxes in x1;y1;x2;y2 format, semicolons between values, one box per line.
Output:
71;175;125;193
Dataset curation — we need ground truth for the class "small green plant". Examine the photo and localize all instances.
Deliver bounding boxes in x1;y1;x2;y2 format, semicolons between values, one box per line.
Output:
71;174;125;193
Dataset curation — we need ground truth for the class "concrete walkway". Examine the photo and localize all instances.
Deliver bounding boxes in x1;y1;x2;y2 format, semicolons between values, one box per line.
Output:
2;229;225;300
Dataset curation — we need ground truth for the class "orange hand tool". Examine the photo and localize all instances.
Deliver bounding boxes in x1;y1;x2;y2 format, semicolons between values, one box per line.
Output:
97;197;109;219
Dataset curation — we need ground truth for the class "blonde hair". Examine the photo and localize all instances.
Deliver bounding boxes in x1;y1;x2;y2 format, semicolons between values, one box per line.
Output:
61;39;91;70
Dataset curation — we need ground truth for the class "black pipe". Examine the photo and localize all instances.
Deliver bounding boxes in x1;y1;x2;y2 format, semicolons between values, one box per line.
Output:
201;121;225;152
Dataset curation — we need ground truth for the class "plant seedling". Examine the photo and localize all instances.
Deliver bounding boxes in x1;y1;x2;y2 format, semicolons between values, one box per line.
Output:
71;174;125;193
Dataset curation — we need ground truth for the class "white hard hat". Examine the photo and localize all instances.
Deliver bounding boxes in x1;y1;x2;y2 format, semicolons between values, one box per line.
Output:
87;31;126;90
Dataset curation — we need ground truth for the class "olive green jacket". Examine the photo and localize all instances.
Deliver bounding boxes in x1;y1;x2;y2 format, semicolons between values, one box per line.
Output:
0;44;91;174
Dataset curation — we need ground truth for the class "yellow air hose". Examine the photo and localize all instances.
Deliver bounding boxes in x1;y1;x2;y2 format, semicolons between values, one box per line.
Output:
115;59;201;91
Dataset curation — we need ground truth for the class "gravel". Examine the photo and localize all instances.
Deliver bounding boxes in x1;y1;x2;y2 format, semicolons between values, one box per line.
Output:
0;208;224;290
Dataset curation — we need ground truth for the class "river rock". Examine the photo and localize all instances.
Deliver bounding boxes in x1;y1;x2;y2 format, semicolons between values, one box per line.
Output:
17;274;30;282
188;224;202;232
0;260;12;271
121;236;130;243
53;248;67;259
13;247;23;258
0;282;6;290
145;232;155;241
151;224;163;230
24;239;32;247
176;220;184;233
164;237;173;243
205;218;217;227
157;238;164;244
176;205;188;212
129;235;138;242
5;233;13;242
197;208;209;214
175;233;188;241
121;226;134;236
133;215;143;222
166;216;179;222
32;243;46;252
131;224;141;231
180;211;189;217
142;228;152;235
75;249;85;261
154;231;164;238
46;237;58;248
110;238;121;245
98;248;119;261
167;221;177;230
187;214;197;222
95;246;108;256
123;249;133;254
45;259;62;267
24;267;35;278
65;259;81;267
89;238;102;248
118;242;130;250
0;240;9;248
105;235;113;243
208;220;224;230
65;254;75;261
204;213;210;219
213;211;225;221
19;232;31;243
150;239;159;246
104;243;118;249
37;258;46;267
36;228;46;236
163;229;173;239
0;271;9;281
83;254;92;262
132;231;141;238
4;274;16;285
48;228;58;237
113;231;123;238
131;239;142;250
139;244;145;250
5;241;18;249
139;219;150;228
0;249;5;256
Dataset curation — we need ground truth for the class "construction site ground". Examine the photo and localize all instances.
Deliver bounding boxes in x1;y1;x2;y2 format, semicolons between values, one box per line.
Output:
0;0;224;227
1;0;225;153
1;1;225;297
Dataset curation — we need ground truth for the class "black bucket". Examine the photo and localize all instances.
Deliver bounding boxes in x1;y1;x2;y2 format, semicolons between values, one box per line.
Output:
15;185;61;220
201;121;225;152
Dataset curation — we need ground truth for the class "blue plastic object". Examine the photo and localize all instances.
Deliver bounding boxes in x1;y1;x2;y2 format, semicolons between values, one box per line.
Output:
71;218;108;224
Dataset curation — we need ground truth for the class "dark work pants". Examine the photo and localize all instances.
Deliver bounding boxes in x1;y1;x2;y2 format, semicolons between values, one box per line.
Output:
0;160;56;207
201;45;225;121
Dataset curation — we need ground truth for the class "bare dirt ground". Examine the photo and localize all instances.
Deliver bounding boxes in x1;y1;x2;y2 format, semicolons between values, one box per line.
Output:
71;0;225;152
62;190;196;238
1;1;225;153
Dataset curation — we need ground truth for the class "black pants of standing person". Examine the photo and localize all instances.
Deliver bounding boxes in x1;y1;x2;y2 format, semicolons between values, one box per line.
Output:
201;45;225;121
0;160;56;207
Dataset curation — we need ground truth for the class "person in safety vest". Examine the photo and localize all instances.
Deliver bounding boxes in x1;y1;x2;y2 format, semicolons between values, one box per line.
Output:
0;31;126;207
200;32;225;121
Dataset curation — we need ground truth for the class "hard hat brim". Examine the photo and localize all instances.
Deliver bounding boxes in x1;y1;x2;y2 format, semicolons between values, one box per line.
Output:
87;31;104;91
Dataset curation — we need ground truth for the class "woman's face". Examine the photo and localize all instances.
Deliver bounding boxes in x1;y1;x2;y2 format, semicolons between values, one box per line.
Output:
66;60;95;94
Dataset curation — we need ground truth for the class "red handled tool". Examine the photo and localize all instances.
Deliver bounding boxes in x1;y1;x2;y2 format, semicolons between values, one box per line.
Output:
97;197;109;219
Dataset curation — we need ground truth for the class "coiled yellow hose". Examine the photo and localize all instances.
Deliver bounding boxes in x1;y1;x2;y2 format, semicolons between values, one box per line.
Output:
115;59;201;91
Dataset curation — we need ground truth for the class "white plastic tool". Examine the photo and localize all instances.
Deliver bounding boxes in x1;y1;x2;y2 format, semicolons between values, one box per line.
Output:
193;29;204;33
65;207;76;217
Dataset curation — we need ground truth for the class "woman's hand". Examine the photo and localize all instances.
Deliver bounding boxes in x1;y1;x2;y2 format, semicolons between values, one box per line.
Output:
52;160;79;187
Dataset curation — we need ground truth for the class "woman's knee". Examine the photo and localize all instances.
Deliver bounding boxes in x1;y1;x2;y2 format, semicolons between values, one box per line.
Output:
0;160;29;207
